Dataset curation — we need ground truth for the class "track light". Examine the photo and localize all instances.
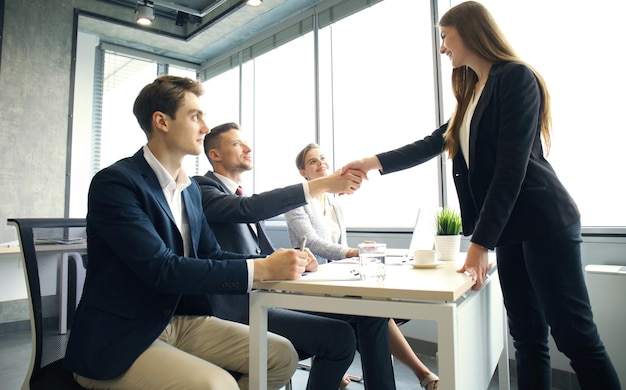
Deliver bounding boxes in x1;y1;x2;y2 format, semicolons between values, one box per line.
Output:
247;0;263;6
136;1;155;26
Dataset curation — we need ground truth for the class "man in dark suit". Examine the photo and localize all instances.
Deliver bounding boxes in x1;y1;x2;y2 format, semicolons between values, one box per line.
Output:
64;76;311;390
193;123;397;390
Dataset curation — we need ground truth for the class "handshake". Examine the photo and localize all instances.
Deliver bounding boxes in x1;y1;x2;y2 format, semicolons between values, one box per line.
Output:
307;156;381;196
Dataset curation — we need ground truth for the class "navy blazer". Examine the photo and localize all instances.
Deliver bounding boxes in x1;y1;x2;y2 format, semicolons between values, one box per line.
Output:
193;171;307;323
377;62;579;249
65;149;250;380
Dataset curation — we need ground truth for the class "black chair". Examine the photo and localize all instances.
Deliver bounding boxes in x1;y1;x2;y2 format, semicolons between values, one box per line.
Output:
7;218;87;390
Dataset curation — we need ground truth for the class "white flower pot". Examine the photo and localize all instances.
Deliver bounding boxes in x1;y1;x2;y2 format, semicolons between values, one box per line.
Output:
434;234;461;261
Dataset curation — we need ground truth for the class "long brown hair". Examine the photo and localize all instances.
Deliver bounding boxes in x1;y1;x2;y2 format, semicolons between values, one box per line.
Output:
440;1;552;157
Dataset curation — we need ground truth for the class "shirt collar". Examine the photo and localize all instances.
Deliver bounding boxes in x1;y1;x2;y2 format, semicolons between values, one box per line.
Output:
213;172;240;194
142;144;191;191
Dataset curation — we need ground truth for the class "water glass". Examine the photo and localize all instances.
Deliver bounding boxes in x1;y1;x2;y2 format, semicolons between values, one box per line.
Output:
358;242;386;282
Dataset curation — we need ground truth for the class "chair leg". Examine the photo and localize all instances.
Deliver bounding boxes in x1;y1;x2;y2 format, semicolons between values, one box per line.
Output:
284;379;293;390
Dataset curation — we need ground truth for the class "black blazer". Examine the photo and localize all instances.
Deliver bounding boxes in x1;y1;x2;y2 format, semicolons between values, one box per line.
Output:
377;62;579;249
65;149;249;380
193;171;308;323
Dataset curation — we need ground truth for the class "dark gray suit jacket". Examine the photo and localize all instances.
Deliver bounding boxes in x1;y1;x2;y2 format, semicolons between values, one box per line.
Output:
193;171;308;323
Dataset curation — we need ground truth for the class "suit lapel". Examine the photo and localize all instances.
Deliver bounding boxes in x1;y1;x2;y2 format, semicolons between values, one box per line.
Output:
468;62;506;169
132;150;177;224
209;171;274;254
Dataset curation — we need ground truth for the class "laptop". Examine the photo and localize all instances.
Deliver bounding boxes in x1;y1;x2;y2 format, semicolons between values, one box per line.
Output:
386;208;436;260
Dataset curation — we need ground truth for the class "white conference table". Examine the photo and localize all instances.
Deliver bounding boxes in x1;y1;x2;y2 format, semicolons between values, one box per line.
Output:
249;253;510;390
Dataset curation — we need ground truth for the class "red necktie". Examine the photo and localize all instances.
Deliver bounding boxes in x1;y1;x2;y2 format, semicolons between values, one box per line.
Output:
234;186;261;242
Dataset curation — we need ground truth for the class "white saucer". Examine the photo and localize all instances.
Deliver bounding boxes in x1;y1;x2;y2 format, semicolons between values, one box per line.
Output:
412;261;443;269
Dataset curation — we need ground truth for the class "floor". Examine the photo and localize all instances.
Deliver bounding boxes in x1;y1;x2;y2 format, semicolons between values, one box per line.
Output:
288;353;509;390
0;329;568;390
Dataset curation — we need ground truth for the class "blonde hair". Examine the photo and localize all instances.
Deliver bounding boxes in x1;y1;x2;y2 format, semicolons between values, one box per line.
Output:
439;1;551;157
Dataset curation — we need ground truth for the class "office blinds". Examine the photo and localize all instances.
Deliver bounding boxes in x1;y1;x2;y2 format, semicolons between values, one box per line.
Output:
198;0;384;81
93;47;157;172
90;47;104;177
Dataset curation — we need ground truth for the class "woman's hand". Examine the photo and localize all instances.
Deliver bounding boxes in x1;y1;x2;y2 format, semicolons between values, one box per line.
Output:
457;242;489;290
340;156;382;177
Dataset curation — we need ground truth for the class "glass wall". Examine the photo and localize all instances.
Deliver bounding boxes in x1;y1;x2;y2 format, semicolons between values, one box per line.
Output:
99;53;157;170
249;33;317;193
319;0;440;228
201;66;241;180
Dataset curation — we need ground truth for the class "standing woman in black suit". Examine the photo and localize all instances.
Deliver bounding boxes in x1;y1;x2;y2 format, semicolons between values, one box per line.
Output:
342;2;620;389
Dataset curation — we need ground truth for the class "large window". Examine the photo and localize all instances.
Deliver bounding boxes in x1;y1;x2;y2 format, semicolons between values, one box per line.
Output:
200;66;241;181
319;0;440;228
247;33;317;194
200;1;442;229
99;53;157;170
74;0;626;229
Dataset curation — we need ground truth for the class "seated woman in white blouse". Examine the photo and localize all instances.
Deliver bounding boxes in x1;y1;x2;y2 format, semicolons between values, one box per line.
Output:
284;143;440;390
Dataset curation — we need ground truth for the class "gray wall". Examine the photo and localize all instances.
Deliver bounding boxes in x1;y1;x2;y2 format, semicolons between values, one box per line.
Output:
0;0;184;244
0;0;76;243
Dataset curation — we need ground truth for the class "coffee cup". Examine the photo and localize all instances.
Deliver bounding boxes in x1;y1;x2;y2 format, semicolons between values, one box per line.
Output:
413;249;438;266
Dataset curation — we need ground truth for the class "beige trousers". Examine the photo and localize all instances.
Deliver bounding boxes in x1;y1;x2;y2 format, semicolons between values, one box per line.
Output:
75;315;297;390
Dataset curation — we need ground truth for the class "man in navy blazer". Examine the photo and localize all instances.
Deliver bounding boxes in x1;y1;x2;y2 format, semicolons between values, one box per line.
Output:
64;76;311;390
193;123;397;390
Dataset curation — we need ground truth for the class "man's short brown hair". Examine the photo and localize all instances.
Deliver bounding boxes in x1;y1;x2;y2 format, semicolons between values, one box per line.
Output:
133;75;204;137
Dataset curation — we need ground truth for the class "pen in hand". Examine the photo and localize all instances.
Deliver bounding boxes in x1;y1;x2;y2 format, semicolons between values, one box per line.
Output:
299;237;308;276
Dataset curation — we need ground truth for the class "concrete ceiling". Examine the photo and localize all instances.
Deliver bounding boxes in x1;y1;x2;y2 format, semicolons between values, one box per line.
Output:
81;0;329;66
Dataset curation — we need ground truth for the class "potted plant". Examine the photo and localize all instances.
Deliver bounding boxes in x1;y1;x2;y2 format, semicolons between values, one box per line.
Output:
434;207;462;261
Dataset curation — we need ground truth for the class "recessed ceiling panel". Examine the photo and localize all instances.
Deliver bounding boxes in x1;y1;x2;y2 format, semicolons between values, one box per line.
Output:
85;0;324;65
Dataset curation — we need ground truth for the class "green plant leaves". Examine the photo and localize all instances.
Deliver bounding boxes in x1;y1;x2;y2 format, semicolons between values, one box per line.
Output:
435;207;462;235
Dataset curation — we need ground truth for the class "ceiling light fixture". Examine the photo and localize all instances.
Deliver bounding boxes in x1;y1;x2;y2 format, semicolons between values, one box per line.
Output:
247;0;263;7
136;1;155;26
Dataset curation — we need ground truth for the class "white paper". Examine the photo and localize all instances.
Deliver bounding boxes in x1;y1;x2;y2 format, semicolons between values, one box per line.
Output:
300;263;361;281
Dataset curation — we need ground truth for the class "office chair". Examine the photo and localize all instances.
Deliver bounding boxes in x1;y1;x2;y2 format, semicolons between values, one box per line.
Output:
8;218;87;390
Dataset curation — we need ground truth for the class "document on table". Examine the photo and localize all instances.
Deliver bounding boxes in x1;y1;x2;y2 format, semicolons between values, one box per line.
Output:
300;263;361;281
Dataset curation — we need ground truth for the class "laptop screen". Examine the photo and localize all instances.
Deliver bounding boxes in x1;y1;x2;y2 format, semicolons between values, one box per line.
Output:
407;207;437;252
386;208;436;258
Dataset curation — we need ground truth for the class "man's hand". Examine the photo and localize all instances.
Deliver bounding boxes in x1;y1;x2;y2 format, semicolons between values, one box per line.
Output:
309;169;365;196
253;248;308;281
340;156;382;176
302;248;319;272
